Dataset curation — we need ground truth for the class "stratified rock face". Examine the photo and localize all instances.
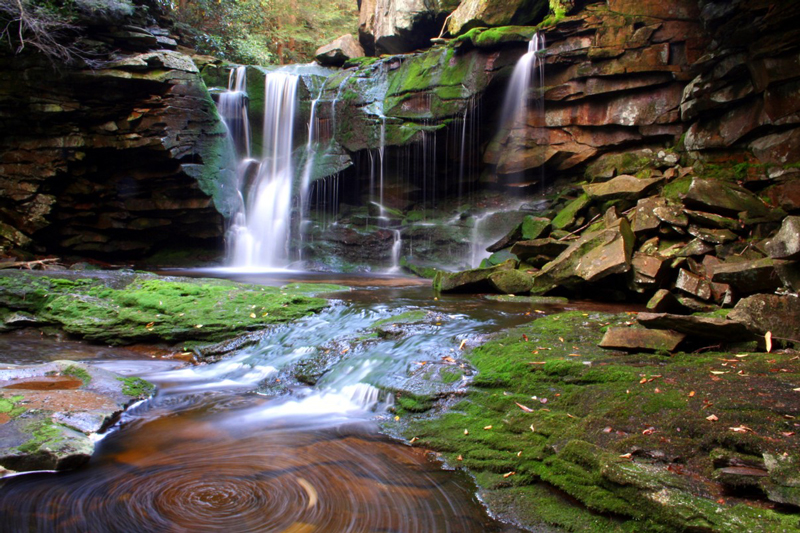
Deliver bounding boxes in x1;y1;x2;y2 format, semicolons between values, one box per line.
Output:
0;32;232;260
315;34;365;67
358;0;459;55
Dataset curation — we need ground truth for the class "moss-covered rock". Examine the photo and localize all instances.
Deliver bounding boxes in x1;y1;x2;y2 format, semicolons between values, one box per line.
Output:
0;271;332;346
395;310;800;531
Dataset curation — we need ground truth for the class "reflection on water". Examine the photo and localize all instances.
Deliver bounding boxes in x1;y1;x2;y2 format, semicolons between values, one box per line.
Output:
1;394;513;532
1;270;610;532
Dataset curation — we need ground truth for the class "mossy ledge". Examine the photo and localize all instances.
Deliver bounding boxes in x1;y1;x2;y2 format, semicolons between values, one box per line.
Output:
395;311;800;532
0;270;339;345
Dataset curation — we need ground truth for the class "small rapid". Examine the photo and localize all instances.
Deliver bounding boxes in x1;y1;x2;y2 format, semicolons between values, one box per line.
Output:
0;275;529;532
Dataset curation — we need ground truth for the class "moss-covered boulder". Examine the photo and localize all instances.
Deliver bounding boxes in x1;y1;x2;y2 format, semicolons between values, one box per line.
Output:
0;271;333;346
433;259;516;293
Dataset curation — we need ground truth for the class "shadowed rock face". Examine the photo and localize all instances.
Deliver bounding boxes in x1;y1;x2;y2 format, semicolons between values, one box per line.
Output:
0;19;232;262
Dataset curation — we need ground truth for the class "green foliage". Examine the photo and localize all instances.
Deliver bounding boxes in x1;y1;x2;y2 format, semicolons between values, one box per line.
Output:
163;0;358;65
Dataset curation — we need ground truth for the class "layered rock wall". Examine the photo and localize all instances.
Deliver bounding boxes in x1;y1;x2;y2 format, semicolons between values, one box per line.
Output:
0;19;233;261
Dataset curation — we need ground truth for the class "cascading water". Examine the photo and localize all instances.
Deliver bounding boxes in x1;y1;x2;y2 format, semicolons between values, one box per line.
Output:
227;72;300;268
498;33;546;132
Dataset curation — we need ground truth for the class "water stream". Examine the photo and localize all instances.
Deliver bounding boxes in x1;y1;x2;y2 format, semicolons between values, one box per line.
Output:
0;273;544;532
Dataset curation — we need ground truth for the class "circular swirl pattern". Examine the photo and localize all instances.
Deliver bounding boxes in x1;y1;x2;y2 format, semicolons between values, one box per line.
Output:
0;405;509;532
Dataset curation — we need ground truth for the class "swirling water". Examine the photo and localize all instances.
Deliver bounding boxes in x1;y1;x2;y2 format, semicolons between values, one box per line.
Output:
0;274;533;533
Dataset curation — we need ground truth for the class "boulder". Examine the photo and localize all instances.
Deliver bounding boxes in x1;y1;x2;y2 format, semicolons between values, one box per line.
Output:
552;193;590;230
359;0;457;54
582;175;664;202
488;269;534;294
674;268;712;301
774;260;800;292
487;216;550;253
684;210;741;231
538;218;635;288
683;178;771;218
631;197;666;234
599;327;685;352
765;216;800;260
709;258;781;294
511;238;570;262
446;0;548;36
631;252;667;288
687;225;739;244
314;34;365;67
433;259;516;293
728;294;800;341
635;312;753;341
654;205;689;227
646;289;687;313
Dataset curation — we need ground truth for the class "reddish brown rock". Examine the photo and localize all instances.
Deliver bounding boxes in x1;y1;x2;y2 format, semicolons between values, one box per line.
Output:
599;327;685;352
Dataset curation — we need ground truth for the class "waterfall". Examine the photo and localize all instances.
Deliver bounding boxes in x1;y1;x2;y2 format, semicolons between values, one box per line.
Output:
227;72;300;269
499;33;545;131
217;66;251;158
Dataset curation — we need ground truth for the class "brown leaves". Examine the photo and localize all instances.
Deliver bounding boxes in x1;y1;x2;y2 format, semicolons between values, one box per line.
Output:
706;414;719;421
729;425;753;433
515;402;534;413
765;331;773;353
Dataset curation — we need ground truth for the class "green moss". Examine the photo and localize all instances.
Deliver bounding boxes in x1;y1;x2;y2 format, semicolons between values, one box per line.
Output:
17;421;63;454
552;193;590;230
62;365;91;385
116;376;155;397
0;272;330;345
0;395;26;418
371;310;427;328
398;310;800;531
661;176;693;200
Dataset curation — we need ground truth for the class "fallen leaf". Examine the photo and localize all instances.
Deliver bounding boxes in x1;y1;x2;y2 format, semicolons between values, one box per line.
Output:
558;337;564;343
464;429;469;435
567;413;576;419
296;477;318;509
530;425;535;432
194;324;203;328
639;377;648;384
654;388;661;394
765;331;773;353
145;322;155;328
522;334;529;342
794;388;800;392
516;451;522;457
781;432;795;437
706;414;719;421
249;313;256;318
515;402;534;413
568;353;581;357
710;370;727;375
688;391;695;397
642;427;656;435
735;353;749;358
409;437;418;444
458;339;467;350
729;425;753;433
457;455;463;461
503;472;516;478
619;453;632;459
602;427;613;433
483;425;493;430
442;356;456;363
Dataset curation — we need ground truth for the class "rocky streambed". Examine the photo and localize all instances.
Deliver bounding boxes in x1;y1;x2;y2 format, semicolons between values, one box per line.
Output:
0;268;797;531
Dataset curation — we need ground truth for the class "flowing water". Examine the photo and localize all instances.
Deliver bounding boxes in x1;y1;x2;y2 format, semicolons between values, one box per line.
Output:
0;272;557;532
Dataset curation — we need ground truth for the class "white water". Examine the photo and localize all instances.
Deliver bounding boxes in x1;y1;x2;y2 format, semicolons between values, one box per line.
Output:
498;33;546;131
228;72;300;268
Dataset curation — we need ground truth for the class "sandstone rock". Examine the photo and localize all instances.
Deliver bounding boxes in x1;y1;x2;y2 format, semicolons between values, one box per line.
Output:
774;260;800;292
687;225;738;244
710;258;781;294
763;179;800;213
433;259;516;293
654;204;689;227
446;0;547;37
635;312;753;341
631;252;667;287
675;238;715;257
0;361;152;472
585;149;656;180
488;269;534;294
487;216;550;252
674;268;712;300
552;193;590;230
599;327;685;352
315;34;365;67
762;453;800;507
630;197;666;234
646;289;686;313
511;238;570;262
582;175;663;202
684;210;741;230
728;294;800;341
764;216;800;259
683;178;771;218
359;0;457;54
538;218;635;288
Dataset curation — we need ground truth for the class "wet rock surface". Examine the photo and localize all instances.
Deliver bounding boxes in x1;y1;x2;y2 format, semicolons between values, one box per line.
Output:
0;361;153;473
